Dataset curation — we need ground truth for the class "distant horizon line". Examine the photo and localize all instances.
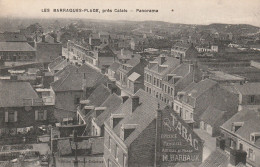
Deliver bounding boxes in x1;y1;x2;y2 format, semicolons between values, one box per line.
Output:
0;16;259;28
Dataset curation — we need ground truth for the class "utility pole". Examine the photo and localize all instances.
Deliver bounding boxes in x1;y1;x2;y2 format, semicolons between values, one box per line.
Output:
73;129;79;167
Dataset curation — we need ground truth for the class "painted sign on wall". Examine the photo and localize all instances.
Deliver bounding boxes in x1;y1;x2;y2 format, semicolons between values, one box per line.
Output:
155;107;203;166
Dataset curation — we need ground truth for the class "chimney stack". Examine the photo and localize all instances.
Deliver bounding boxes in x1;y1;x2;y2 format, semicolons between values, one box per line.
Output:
158;55;166;65
180;54;183;64
42;35;45;43
131;96;140;112
189;64;194;72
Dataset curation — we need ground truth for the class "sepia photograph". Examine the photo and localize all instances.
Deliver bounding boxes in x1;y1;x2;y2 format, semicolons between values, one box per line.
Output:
0;0;260;166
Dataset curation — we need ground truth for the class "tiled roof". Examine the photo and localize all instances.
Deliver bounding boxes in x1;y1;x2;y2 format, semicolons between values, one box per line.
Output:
0;42;35;51
108;62;120;72
185;79;217;98
95;94;123;127
200;106;227;127
148;56;180;76
221;108;260;147
107;89;166;146
0;32;27;42
199;149;229;167
125;55;141;67
51;71;106;92
48;56;64;70
0;81;41;107
86;84;111;106
53;64;78;79
78;64;98;73
164;63;191;84
234;82;260;95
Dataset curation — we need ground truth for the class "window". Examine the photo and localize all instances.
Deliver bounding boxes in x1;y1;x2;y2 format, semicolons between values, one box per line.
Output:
115;144;118;160
38;110;45;120
108;136;111;149
250;95;255;103
6;111;17;122
123;154;127;167
248;148;255;161
74;96;80;104
35;110;47;121
108;159;112;167
190;113;193;119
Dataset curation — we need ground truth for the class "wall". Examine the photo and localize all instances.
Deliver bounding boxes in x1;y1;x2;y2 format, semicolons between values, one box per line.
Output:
36;43;62;63
55;90;83;112
128;120;156;167
103;126;128;167
0;105;55;132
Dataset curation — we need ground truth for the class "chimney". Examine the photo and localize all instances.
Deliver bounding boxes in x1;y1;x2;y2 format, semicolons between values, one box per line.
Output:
121;48;124;56
189;64;194;72
42;35;45;42
230;149;247;166
158;55;166;65
131;96;140;112
122;96;129;103
54;35;58;43
180;54;183;64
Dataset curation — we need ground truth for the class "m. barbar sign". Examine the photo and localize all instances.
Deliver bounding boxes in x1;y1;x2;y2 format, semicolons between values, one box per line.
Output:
155;107;203;167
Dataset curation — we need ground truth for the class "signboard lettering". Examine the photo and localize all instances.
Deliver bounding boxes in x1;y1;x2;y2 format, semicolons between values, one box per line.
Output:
155;107;203;166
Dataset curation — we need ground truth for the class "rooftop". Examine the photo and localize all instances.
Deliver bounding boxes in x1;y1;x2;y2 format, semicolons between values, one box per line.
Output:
0;42;35;52
95;94;123;127
86;84;111;106
221;108;260;147
0;81;41;107
106;89;166;146
200;106;227;127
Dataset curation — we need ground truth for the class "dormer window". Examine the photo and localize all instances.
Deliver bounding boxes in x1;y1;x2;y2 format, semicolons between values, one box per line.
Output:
250;132;260;143
94;107;106;117
231;122;244;132
110;114;124;128
120;124;138;141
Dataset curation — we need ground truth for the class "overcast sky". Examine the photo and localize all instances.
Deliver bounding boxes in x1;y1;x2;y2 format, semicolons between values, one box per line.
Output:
1;0;260;27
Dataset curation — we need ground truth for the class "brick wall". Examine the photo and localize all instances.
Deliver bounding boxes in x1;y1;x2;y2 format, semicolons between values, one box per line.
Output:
128;119;156;167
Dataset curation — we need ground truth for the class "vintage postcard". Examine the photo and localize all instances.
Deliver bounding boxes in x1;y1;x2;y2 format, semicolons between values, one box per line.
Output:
0;0;260;166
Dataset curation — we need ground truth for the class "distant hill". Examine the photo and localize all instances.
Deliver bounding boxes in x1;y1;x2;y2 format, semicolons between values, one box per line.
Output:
196;23;260;35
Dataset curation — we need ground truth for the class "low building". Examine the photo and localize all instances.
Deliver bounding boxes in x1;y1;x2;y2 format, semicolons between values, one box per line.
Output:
174;79;238;127
220;108;260;167
223;82;260;111
0;42;36;66
0;81;55;137
200;106;234;137
50;66;108;119
171;43;198;60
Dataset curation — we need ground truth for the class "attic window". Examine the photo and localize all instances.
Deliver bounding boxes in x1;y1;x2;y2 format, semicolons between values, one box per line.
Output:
120;124;138;141
231;122;244;132
250;132;260;143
